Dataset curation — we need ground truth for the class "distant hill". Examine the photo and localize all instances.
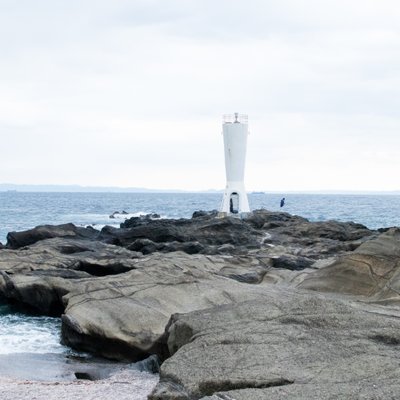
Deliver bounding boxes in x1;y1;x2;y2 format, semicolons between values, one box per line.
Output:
0;184;398;195
0;184;188;193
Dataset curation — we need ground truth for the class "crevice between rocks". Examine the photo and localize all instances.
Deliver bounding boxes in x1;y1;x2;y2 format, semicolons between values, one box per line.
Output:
369;333;400;346
198;377;294;397
74;261;132;277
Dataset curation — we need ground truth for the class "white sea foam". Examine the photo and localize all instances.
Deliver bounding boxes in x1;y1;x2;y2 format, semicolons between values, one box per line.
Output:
0;312;65;354
110;211;147;219
109;211;166;220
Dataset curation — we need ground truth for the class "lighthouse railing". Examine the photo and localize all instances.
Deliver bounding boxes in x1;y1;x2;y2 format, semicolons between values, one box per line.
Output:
222;114;248;124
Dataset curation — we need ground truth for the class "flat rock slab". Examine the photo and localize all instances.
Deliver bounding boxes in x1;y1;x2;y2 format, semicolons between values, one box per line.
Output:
150;287;400;399
61;252;272;360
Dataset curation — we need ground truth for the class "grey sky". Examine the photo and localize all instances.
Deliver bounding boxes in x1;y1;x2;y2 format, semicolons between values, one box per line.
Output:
1;0;399;191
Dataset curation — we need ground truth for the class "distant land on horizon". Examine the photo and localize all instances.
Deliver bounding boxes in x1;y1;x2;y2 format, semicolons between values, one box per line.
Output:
0;184;399;195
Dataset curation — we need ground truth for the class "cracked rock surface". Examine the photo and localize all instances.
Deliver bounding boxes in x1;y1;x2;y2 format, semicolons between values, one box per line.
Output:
151;289;400;399
1;210;400;399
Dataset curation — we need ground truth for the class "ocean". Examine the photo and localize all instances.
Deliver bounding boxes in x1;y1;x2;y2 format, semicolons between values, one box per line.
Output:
0;191;399;385
1;192;400;246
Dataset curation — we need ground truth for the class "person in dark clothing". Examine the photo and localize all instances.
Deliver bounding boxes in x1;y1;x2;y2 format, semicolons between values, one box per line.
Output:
280;197;285;207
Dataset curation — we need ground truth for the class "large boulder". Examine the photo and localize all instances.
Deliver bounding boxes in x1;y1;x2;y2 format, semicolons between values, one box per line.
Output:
0;239;270;360
60;252;271;361
150;289;400;399
0;238;140;314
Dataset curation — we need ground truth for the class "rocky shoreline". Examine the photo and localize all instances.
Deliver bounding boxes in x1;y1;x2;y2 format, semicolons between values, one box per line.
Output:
1;209;400;399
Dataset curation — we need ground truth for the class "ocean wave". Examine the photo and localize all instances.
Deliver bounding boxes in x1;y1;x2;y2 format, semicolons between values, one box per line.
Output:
0;311;65;355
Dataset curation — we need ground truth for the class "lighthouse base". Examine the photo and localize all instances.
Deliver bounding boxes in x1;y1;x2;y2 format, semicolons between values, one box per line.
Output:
220;182;250;215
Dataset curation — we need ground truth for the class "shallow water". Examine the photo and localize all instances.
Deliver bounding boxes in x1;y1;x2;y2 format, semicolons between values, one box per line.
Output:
0;303;65;355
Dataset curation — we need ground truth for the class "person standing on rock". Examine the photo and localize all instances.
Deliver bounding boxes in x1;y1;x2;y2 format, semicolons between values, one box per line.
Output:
280;197;285;208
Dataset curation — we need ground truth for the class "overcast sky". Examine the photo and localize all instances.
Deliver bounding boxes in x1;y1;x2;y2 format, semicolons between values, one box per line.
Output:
1;0;399;191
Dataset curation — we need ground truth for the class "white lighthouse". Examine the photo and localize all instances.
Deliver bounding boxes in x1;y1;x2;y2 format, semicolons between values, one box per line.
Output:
220;113;250;215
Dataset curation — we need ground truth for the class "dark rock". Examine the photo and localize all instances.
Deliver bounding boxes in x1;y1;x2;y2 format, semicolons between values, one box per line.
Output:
74;260;133;276
134;354;160;374
6;223;99;249
74;371;94;380
109;210;131;219
160;241;205;255
113;222;188;244
245;209;307;229
271;254;314;270
192;210;218;219
119;213;161;228
127;238;162;252
115;215;262;251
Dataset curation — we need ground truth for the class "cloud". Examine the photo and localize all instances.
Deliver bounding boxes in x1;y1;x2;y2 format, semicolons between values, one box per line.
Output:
0;1;399;190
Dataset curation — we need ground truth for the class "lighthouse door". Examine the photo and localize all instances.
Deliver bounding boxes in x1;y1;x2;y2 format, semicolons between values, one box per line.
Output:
229;192;239;214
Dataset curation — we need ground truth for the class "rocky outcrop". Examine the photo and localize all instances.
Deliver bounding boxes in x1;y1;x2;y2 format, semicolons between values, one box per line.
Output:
150;290;400;399
6;223;99;249
4;210;375;258
110;214;263;253
0;238;271;359
1;209;399;399
0;238;140;315
299;227;400;303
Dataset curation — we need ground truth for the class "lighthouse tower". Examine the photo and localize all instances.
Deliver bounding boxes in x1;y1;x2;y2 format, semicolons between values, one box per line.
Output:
220;113;250;215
